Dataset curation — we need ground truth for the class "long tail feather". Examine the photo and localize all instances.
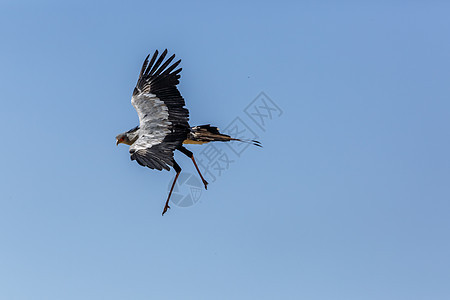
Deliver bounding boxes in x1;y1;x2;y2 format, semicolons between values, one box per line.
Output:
184;124;262;147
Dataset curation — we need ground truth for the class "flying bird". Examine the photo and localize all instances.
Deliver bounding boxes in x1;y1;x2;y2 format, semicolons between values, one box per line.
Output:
116;49;260;215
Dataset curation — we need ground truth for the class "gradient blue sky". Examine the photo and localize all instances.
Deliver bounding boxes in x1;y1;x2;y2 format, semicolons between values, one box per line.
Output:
1;1;450;299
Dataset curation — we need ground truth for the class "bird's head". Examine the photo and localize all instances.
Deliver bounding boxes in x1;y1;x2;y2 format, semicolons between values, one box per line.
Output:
116;126;139;146
116;133;132;146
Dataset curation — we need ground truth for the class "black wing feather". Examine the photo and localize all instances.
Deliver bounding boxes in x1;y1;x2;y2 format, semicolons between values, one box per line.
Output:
148;49;168;76
143;50;159;77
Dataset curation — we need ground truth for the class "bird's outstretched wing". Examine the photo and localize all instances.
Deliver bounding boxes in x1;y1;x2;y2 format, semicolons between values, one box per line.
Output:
129;49;190;171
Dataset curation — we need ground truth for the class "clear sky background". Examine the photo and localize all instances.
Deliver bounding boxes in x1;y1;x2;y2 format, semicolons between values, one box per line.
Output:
1;1;449;299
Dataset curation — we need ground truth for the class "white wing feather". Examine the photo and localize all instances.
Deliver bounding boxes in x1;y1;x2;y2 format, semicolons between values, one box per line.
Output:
130;93;172;152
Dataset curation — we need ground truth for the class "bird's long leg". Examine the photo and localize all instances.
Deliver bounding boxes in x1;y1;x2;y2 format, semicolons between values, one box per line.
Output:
178;146;208;190
162;161;181;216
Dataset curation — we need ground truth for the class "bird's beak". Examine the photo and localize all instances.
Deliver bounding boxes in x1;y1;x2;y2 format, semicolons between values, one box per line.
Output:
116;140;120;146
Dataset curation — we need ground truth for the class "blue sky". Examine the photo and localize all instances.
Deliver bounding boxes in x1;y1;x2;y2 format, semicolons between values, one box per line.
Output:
1;1;449;299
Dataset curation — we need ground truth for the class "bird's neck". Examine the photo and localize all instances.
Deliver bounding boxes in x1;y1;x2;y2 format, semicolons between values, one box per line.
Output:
126;129;140;145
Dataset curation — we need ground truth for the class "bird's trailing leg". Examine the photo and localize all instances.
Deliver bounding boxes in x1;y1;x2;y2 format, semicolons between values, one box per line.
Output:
162;161;182;216
178;146;208;190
